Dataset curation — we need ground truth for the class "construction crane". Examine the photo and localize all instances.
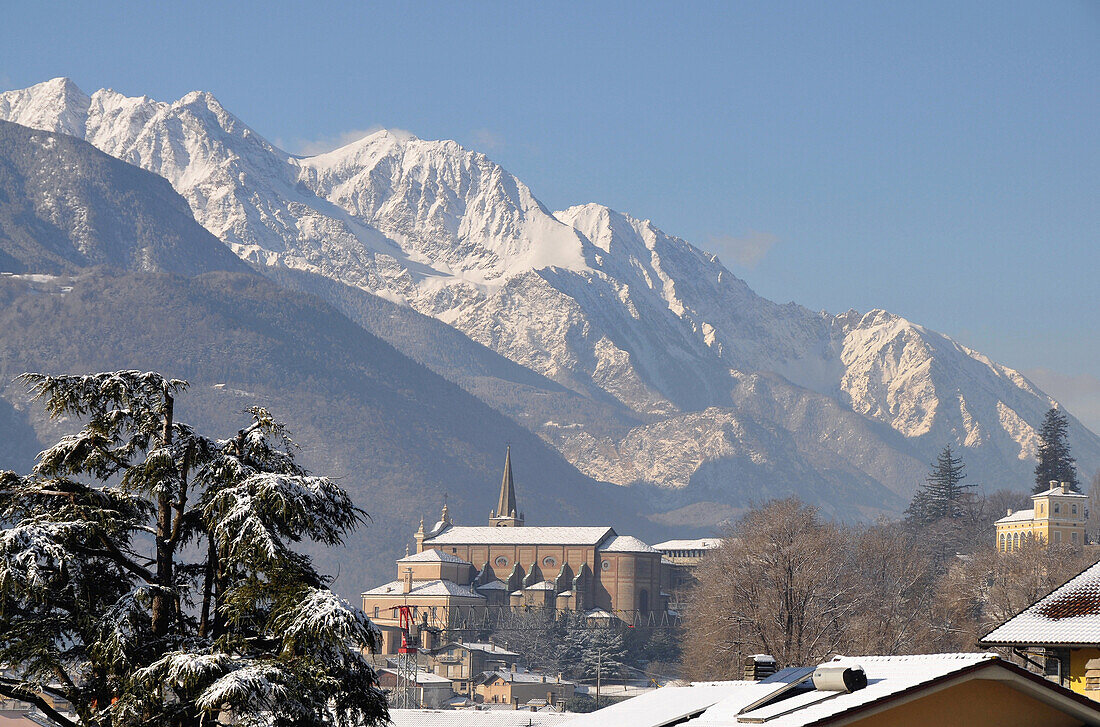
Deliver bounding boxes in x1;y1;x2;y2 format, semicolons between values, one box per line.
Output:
391;603;421;709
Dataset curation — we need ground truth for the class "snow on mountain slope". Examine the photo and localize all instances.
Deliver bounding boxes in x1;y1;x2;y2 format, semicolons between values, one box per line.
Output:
5;77;1098;518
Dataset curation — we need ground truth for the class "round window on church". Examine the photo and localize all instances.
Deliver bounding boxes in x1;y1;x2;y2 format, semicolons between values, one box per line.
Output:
542;556;557;569
601;559;611;571
495;555;509;568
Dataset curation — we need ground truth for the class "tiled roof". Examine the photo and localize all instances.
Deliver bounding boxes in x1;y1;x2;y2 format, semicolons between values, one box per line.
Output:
981;559;1100;646
424;526;615;546
995;508;1036;524
652;538;722;551
362;579;485;599
599;535;660;553
398;549;472;564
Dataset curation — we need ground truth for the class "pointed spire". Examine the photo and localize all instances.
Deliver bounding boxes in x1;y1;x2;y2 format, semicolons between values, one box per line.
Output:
497;446;517;520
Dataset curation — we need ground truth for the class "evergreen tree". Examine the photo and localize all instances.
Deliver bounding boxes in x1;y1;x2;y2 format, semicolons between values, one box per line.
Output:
1034;407;1079;492
905;444;974;525
560;616;627;683
0;371;387;727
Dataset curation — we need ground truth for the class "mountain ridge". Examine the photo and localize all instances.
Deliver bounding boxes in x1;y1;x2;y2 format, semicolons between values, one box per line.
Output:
4;77;1097;522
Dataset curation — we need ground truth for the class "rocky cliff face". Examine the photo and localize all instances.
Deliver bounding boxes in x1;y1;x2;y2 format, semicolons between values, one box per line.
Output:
5;78;1096;522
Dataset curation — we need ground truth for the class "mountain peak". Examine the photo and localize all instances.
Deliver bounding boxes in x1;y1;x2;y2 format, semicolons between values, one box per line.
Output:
0;77;90;137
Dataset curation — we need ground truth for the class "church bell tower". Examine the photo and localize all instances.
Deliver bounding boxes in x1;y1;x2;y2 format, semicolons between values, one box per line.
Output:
489;446;524;527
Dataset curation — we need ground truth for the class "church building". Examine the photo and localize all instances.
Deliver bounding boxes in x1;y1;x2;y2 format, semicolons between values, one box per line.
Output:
361;448;670;654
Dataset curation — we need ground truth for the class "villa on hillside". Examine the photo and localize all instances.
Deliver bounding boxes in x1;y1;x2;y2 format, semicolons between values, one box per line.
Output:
995;481;1087;552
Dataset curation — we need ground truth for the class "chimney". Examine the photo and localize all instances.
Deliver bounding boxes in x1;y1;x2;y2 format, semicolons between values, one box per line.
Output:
1062;481;1070;494
402;567;413;594
1007;508;1013;517
1051;480;1060;490
744;654;777;681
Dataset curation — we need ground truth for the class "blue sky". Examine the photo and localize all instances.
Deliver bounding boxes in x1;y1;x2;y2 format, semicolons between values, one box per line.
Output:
3;1;1098;428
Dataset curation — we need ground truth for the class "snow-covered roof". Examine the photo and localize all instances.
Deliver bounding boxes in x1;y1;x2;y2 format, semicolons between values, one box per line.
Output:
424;526;615;546
362;579;485;599
981;559;1100;646
526;580;557;591
478;670;574;685
1034;483;1088;498
398;549;472;565
459;642;520;656
995;508;1036;524
387;708;571;726
476;579;508;591
584;609;613;619
651;538;722;551
599;535;660;553
378;668;453;685
558;653;1100;727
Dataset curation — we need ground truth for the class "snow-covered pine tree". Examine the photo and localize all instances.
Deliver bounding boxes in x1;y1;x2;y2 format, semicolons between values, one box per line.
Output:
0;371;387;727
559;615;627;683
905;444;973;525
1034;407;1079;492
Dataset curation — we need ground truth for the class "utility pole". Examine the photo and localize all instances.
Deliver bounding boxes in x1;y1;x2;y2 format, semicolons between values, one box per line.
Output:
596;649;602;710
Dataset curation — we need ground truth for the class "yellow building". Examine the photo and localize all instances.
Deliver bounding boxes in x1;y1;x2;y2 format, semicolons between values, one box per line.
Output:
981;557;1100;700
995;481;1087;552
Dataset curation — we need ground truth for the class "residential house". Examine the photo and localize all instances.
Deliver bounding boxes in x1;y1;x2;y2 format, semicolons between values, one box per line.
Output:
376;668;455;709
981;556;1100;698
475;670;575;709
426;641;523;697
558;653;1100;726
995;481;1087;552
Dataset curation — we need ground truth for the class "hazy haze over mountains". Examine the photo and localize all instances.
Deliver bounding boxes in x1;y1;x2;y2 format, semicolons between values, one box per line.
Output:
2;77;1098;530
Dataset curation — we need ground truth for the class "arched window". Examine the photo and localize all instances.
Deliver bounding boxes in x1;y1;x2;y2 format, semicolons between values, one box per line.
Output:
1073;505;1078;515
1055;503;1061;514
373;606;379;618
638;589;649;615
1013;532;1020;550
999;533;1006;551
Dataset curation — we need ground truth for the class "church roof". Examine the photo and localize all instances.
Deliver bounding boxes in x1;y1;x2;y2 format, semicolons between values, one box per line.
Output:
424;525;615;546
476;580;509;591
362;579;485;599
525;580;557;591
398;549;471;565
599;535;660;553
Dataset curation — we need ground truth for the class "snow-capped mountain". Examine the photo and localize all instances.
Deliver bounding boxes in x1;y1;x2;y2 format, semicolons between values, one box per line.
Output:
5;78;1097;521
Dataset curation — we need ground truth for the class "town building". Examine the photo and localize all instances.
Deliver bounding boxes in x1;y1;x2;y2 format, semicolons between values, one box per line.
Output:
474;670;575;709
995;481;1087;552
558;653;1100;726
651;538;721;609
980;557;1100;699
376;668;455;709
425;641;523;698
362;448;673;654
